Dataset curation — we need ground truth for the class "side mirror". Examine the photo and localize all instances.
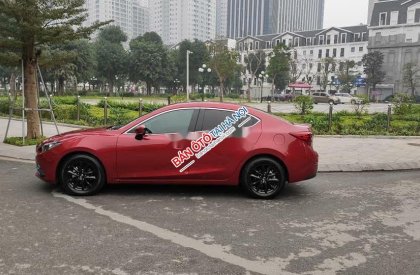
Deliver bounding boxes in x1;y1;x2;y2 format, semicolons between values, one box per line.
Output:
135;125;151;140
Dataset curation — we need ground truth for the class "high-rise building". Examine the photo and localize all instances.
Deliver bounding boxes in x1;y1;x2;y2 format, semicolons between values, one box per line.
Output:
84;0;149;41
216;0;229;38
150;0;216;45
227;0;324;39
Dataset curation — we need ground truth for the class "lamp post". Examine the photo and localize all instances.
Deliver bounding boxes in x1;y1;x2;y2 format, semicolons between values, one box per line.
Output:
198;64;212;95
259;71;268;103
174;78;180;95
186;50;193;101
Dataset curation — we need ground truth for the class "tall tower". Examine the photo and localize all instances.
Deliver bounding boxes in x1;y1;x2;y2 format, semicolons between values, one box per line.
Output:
227;0;324;39
84;0;149;41
150;0;216;45
216;0;229;38
271;0;324;34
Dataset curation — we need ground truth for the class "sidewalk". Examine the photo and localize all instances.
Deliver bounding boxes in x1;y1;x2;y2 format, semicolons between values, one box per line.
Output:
1;117;420;172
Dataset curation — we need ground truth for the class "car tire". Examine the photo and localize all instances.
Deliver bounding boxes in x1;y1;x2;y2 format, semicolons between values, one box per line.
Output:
60;154;106;196
241;157;286;199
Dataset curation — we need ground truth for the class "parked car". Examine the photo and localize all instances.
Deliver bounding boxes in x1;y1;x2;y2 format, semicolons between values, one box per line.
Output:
311;92;340;105
264;93;295;102
334;93;362;104
36;102;318;199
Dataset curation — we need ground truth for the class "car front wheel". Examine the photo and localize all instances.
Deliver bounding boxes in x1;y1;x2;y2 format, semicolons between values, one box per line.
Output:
60;154;106;196
241;157;286;199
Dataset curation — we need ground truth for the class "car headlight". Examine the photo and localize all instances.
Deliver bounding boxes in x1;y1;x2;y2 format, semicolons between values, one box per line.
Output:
40;141;61;153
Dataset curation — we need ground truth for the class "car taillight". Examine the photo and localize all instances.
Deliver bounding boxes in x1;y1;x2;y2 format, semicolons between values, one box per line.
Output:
290;131;313;146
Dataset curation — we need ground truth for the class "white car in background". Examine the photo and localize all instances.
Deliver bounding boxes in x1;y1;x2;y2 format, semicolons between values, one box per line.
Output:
334;93;363;104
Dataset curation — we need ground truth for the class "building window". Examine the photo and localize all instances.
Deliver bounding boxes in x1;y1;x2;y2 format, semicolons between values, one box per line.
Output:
249;42;253;50
379;12;387;26
318;49;322;58
334;35;338;44
306;38;312;45
266;41;271;49
391;11;399;25
326;35;331;44
310;50;314;55
415;9;420;23
319;35;324;45
317;63;321;72
362;32;367;41
341;33;347;43
326;49;330;57
359;46;363;52
255;41;259;50
294;37;299;46
282;39;287;45
351;47;355;53
340;47;345;57
333;48;337;57
276;39;280;46
239;43;243;51
355;33;360;42
303;50;307;55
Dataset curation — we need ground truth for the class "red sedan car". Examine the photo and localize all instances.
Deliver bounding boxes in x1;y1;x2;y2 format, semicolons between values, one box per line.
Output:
36;102;318;199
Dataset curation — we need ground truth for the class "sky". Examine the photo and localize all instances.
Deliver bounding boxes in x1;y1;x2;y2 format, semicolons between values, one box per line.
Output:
324;0;369;28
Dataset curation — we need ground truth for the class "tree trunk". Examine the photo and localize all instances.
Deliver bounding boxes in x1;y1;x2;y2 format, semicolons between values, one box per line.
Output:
58;76;65;95
24;58;41;139
219;80;224;102
9;73;16;96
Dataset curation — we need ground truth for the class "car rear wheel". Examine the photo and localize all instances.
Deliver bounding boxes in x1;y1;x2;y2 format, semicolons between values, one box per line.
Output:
60;154;105;196
241;157;286;199
351;99;356;104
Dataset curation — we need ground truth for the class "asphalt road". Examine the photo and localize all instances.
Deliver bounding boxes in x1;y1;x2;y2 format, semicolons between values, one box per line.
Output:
1;159;420;275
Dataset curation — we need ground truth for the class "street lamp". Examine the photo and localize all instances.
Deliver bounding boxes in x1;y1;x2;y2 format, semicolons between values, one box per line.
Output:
198;64;212;96
174;79;180;95
186;50;193;101
259;71;269;103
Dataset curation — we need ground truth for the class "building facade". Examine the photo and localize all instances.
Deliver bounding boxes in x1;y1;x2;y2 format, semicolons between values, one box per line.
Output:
368;0;420;99
236;25;369;96
84;0;149;41
216;0;229;38
150;0;216;46
227;0;324;39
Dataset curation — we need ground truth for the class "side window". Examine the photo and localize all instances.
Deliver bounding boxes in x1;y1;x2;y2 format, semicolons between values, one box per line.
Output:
143;109;195;134
200;109;259;132
201;109;233;131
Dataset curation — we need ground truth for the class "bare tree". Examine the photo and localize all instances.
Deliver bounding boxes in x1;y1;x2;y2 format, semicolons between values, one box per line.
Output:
403;62;420;97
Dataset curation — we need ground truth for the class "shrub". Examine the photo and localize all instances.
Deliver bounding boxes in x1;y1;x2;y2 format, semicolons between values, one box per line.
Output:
352;95;370;117
293;95;314;115
392;93;414;115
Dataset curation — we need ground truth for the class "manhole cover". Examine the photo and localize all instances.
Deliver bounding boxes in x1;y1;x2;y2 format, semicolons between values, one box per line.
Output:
408;143;420;147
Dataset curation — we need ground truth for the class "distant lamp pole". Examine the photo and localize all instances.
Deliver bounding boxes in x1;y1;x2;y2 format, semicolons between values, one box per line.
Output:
198;64;212;95
259;71;268;103
186;50;193;101
174;78;180;94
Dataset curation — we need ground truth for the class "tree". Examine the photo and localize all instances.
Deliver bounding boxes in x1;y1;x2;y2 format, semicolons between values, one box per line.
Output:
403;62;420;97
129;32;172;95
0;0;107;139
302;56;317;86
266;44;290;98
176;39;210;92
362;51;385;100
319;57;336;92
208;41;239;102
289;50;303;84
244;50;266;101
96;26;128;95
337;60;357;93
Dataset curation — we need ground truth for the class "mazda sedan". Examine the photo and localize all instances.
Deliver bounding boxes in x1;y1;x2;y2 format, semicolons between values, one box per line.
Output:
36;102;318;199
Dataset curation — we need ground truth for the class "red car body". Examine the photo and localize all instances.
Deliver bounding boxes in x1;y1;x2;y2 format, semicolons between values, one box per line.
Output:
36;102;318;197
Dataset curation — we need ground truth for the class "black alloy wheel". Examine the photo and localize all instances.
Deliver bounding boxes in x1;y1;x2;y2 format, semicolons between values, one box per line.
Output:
60;154;105;196
241;157;286;199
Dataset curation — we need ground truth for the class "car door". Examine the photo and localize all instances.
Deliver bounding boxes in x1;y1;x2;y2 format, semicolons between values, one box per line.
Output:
115;108;199;182
188;108;261;181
